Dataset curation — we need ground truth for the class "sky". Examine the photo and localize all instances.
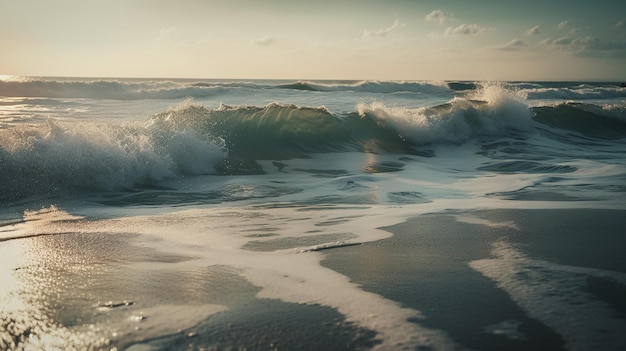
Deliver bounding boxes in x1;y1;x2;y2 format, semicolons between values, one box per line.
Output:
2;0;626;81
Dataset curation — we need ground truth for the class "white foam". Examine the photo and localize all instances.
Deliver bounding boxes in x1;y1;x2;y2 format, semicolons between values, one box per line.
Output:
357;82;533;145
7;201;459;350
0;117;225;200
470;241;626;350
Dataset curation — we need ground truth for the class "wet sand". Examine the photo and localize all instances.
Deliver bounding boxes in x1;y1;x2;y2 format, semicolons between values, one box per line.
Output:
0;231;378;350
2;208;625;350
322;208;626;351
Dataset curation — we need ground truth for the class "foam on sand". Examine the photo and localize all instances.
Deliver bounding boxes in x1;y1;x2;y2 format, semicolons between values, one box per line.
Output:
470;240;626;350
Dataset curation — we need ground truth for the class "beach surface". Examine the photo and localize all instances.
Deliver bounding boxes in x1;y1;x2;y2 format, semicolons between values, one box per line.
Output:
2;207;625;350
324;208;626;351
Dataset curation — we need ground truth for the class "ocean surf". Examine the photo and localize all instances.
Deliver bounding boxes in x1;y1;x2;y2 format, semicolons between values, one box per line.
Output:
1;78;625;350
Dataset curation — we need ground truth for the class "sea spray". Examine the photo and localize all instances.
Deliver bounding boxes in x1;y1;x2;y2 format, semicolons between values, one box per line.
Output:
357;82;533;144
0;117;225;203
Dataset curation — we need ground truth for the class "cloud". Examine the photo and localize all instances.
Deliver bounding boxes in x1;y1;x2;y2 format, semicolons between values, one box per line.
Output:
445;24;489;36
157;26;177;41
425;10;455;25
496;39;526;51
557;21;570;30
617;19;625;29
524;25;541;36
572;37;626;57
542;35;626;58
251;35;274;46
553;37;573;46
363;20;404;39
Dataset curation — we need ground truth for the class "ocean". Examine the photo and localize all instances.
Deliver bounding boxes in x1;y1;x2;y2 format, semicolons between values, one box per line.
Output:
1;77;625;350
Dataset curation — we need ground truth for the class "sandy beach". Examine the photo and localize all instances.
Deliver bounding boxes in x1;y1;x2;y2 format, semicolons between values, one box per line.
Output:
324;208;626;351
2;207;625;350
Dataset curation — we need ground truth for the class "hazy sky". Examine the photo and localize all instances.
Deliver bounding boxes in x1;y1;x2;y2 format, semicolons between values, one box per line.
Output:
2;0;625;80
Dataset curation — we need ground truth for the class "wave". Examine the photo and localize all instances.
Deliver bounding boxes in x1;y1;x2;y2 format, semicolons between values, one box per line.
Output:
275;80;452;94
0;78;250;100
357;83;534;144
4;78;625;102
3;84;625;204
532;102;626;139
0;78;453;100
150;84;534;157
0;116;225;203
520;84;626;100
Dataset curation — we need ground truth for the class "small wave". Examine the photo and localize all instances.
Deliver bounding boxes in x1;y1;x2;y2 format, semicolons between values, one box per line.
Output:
447;81;478;91
0;78;247;100
276;80;451;94
532;102;626;139
523;85;626;100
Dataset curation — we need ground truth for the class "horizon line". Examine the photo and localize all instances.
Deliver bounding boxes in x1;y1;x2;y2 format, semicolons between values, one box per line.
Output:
2;74;625;84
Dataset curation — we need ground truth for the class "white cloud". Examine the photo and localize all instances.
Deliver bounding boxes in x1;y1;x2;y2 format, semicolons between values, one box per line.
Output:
524;25;541;36
425;10;455;25
251;35;274;46
496;39;526;51
157;26;177;41
553;37;573;46
445;24;489;36
363;20;404;39
542;35;626;58
557;21;570;30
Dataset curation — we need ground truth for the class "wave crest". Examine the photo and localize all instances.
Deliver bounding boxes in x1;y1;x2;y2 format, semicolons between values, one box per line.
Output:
358;83;533;144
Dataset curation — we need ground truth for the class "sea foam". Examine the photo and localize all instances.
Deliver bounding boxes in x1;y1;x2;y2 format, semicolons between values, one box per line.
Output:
357;82;533;144
0;117;225;203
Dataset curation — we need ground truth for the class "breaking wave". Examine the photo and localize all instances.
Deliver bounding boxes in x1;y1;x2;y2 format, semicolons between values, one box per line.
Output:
0;116;225;203
358;83;534;144
2;83;625;204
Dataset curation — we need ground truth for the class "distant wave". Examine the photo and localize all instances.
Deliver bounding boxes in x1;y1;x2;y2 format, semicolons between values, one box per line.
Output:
1;78;451;100
0;78;247;100
503;82;626;101
5;78;624;101
524;86;626;100
275;80;452;94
